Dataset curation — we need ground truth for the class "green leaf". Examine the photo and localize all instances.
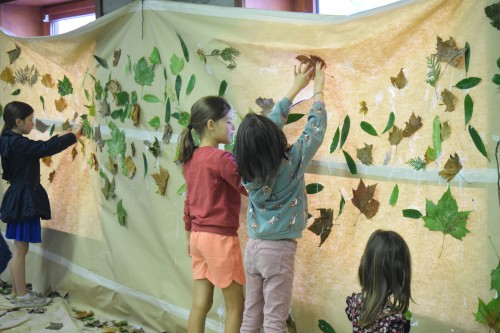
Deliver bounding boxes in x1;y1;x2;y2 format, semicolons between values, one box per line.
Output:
360;121;378;136
336;192;345;220
407;157;426;171
124;104;132;119
115;91;129;106
117;199;126;226
475;297;500;331
389;184;399;206
84;89;90;101
425;54;441;87
177;32;189;62
330;127;340;153
464;42;470;76
93;55;108;69
432;116;441;158
148;116;161;130
106;121;126;161
468;125;489;161
402;209;422;219
176;183;187;196
40;96;45;112
318;319;336;333
339;115;350;149
143;94;161;103
382;112;395;134
125;55;131;75
170;54;185;76
404;310;412;321
133;57;155;87
491;262;500;294
286;113;305;125
81;114;91;139
165;98;171;124
492;74;500;86
11;88;20;96
497;57;500;70
57;75;73;96
342;149;357;174
175;75;182;101
186;74;196;96
149;47;161;65
454;77;481;90
50;124;55;136
131;91;138;105
306;183;324;194
219;80;228;96
464;94;473;127
178;111;190;127
142;152;148;179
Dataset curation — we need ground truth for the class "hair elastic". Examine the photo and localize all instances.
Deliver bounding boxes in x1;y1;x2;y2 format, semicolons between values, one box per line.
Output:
187;123;193;130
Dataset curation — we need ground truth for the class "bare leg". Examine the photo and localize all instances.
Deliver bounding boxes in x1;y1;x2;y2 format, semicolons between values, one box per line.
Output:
188;279;214;333
221;281;244;333
10;241;29;297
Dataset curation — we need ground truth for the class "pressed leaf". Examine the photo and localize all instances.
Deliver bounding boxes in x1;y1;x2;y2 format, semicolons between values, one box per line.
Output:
55;97;67;112
113;48;121;67
464;41;470;76
339;115;350;149
143;152;148;178
382;112;395;134
360;121;378;136
351;179;379;219
117;199;126;226
131;91;138;105
356;143;373;166
342;149;357;175
441;121;451;142
336;192;345;220
330;126;340;153
115;91;129;106
359;101;368;115
388;125;403;146
256;97;275;115
0;67;15;85
441;89;457;112
133;57;155;87
390;68;407;89
433;36;466;67
407;157;426;171
425;54;441;87
424;146;437;164
176;183;187;196
93;55;108;69
402;209;422;219
439;153;462;181
219;80;228;96
148;116;161;130
40;96;45;112
124;156;136;178
35;119;49;133
432;116;441;158
149;47;161;65
454;77;481;89
170;54;184;76
286;113;305;125
165;98;171;123
186;74;196;96
307;208;334;247
57;75;73;96
152;165;169;196
50;124;55;136
125;55;131;75
7;44;21;64
464;94;473;127
41;73;55;88
12;88;20;96
175;75;182;101
177;32;190;62
468;125;489;161
475;297;500;332
306;183;324;194
492;74;500;86
389;184;399;206
318;319;337;333
491;262;500;294
143;94;161;103
402;112;423;137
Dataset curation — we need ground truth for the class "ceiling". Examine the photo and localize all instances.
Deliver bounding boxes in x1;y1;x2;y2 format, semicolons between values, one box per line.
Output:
0;0;78;6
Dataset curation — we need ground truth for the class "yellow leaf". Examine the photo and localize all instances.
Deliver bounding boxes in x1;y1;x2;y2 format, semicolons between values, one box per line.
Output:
41;74;55;88
0;67;15;85
390;68;407;89
131;104;140;126
359;101;368;115
55;97;67;112
125;156;136;179
388;125;403;146
440;89;457;112
41;156;52;167
438;153;462;181
151;165;169;196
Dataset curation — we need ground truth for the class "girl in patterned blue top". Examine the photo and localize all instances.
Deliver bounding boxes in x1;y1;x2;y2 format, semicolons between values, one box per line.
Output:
234;62;327;333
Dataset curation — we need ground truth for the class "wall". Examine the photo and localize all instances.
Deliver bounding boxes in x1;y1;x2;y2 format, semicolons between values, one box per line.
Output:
0;4;42;37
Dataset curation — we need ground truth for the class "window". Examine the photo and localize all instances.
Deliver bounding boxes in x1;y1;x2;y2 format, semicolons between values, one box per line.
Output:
317;0;402;15
50;13;96;35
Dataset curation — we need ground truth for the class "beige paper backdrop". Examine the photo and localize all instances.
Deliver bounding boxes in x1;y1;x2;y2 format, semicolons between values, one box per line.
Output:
1;0;499;332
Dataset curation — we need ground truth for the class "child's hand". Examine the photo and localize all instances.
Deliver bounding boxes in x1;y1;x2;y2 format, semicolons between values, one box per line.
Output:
70;122;83;137
285;63;314;101
313;62;326;101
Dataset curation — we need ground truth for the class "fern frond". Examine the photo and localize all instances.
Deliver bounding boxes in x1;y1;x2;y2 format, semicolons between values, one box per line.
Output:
407;157;426;170
425;54;441;87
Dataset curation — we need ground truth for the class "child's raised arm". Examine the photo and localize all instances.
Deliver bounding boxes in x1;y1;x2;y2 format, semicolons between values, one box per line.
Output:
284;63;314;102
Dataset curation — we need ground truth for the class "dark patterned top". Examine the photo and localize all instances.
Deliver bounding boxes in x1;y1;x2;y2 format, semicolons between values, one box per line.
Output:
345;293;410;333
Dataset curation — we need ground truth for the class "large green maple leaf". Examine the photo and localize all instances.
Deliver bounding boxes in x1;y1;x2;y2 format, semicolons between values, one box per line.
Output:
105;121;126;168
422;187;471;257
133;57;155;87
491;262;500;294
475;297;500;332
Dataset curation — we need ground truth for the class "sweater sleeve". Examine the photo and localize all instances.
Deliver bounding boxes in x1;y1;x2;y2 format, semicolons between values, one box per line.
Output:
267;98;292;129
10;133;77;158
217;151;248;196
295;101;327;168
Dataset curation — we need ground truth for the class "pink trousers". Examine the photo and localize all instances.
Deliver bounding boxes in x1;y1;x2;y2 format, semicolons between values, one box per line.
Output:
240;238;297;333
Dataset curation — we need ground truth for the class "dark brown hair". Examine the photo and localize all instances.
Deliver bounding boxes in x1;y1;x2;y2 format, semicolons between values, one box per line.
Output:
176;96;231;165
2;101;34;136
358;229;412;326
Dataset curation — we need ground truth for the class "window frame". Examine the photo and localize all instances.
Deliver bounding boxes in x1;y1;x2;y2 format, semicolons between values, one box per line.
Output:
41;0;96;36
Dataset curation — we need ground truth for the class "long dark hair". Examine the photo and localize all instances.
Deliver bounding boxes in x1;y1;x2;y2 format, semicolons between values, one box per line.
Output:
2;101;34;136
358;229;412;326
176;96;231;165
233;113;287;182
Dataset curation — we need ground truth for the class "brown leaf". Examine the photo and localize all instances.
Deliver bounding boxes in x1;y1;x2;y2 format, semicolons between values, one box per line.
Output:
255;97;275;116
307;208;334;247
402;112;423;138
35;119;49;133
152;165;169;196
388;125;403;146
390;68;407;89
90;153;98;171
441;121;451;142
113;48;121;67
41;74;55;88
55;97;67;112
351;179;379;219
124;156;136;179
438;153;462;181
108;80;121;94
61;119;71;131
440;89;457;112
162;123;173;144
0;67;15;85
7;44;21;64
41;156;52;167
130;142;136;157
48;170;56;183
356;143;373;165
359;101;368;115
424;146;437;164
131;104;140;125
295;54;326;69
99;100;110;117
105;156;118;175
71;147;77;161
93;126;105;152
74;310;94;320
433;36;465;68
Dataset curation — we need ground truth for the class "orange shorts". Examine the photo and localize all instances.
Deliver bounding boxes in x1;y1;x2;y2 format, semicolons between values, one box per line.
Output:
190;231;245;288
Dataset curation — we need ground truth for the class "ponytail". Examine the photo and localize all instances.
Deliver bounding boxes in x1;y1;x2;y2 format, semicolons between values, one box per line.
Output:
176;126;196;165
